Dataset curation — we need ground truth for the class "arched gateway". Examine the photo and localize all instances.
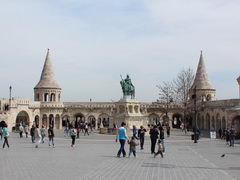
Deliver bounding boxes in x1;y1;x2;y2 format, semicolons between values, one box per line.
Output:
16;111;30;130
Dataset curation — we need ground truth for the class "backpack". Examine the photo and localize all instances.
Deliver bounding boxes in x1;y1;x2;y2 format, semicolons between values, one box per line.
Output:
70;129;77;136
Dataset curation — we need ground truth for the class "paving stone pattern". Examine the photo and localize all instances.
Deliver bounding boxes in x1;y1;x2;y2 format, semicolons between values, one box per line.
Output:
0;130;239;180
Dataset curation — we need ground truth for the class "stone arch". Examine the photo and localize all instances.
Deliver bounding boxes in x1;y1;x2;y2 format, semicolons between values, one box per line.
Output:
62;115;70;127
148;113;160;126
75;113;85;123
206;113;210;130
16;111;30;130
222;117;226;129
172;113;183;128
49;114;54;128
232;116;240;138
128;105;133;113
42;114;48;127
88;115;96;128
119;105;125;113
44;93;49;102
134;105;139;113
98;113;110;127
34;115;40;127
55;114;60;129
206;94;212;101
50;93;55;102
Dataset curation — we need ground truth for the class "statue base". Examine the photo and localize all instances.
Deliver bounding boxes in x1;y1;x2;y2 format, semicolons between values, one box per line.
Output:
112;98;148;129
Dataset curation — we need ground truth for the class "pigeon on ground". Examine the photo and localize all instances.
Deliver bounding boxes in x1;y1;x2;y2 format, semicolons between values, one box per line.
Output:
221;154;225;157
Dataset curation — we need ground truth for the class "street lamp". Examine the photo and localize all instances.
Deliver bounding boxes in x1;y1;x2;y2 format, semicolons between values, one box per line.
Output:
192;86;198;143
237;76;240;99
9;85;12;109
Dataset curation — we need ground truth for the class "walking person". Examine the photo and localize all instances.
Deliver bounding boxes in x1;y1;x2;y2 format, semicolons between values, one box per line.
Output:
116;122;129;157
166;125;170;137
34;125;41;148
226;129;230;145
84;123;89;136
128;136;139;157
69;124;77;147
40;125;46;144
30;125;35;143
154;139;163;158
19;124;24;138
0;126;3;140
76;125;80;139
229;127;235;147
159;126;165;152
24;125;29;138
48;125;55;148
2;124;10;149
138;126;146;150
149;125;159;154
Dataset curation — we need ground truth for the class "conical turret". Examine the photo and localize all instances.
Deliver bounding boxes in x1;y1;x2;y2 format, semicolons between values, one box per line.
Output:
190;52;216;101
191;51;214;90
34;49;61;102
35;49;60;89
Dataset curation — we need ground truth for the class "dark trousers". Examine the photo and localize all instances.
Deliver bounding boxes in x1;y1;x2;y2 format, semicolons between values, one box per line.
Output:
140;136;144;149
71;135;76;146
3;137;9;148
84;129;89;136
77;132;80;138
31;135;35;143
20;131;23;138
117;139;126;157
151;138;157;153
154;151;163;158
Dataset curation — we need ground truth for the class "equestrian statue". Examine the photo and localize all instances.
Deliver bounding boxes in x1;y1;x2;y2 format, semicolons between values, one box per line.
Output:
120;74;135;99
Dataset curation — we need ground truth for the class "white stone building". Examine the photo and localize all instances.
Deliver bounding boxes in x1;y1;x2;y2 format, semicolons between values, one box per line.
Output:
0;50;239;137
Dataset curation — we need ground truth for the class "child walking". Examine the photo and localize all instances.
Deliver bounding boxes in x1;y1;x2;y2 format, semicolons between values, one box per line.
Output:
128;136;138;157
154;139;163;158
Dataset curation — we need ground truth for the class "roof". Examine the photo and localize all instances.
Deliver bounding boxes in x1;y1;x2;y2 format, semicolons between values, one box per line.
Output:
191;52;214;90
34;49;60;89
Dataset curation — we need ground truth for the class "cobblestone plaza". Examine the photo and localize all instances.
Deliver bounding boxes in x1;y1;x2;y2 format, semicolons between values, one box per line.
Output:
1;130;239;180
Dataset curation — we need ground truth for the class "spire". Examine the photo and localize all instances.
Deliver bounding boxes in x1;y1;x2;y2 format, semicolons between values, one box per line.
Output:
191;51;214;90
34;49;60;89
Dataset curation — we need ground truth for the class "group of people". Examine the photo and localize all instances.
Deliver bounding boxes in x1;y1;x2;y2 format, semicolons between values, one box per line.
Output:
64;121;91;138
218;127;236;147
116;122;168;158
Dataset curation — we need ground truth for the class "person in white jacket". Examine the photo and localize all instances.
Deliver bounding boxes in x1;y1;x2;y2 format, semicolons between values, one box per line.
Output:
34;125;41;148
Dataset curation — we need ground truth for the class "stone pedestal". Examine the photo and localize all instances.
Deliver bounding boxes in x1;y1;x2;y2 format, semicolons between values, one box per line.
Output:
113;98;147;129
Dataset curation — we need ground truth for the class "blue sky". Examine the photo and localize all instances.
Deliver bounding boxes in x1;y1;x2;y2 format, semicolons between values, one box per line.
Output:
0;0;240;102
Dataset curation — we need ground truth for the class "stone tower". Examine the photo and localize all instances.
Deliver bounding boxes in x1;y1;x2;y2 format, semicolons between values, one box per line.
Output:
189;51;216;102
34;49;61;102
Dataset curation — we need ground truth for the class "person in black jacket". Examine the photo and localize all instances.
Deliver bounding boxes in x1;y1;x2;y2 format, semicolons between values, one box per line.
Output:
138;126;146;150
149;125;159;154
30;125;35;143
159;126;165;152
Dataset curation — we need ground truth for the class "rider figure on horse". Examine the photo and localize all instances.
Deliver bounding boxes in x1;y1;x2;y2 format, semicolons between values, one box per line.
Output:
120;74;135;99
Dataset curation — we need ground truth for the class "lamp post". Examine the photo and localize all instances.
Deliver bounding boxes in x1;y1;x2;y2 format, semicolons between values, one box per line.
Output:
193;86;198;143
237;76;240;99
9;85;12;109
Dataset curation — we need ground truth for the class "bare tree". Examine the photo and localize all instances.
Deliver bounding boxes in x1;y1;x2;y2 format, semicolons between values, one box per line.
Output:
157;81;175;121
173;68;194;131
